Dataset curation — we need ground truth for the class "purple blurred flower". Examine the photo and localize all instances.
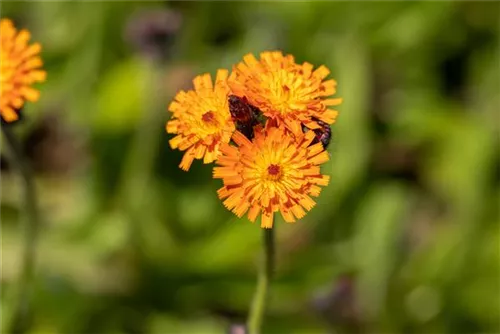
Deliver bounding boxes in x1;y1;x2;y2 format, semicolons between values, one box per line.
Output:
124;9;183;59
227;323;247;334
312;274;363;333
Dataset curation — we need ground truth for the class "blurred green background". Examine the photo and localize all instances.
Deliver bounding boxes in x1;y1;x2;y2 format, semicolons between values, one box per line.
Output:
1;1;499;333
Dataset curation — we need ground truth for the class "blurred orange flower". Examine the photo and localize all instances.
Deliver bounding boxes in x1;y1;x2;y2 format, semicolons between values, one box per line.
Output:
229;51;342;137
167;69;235;171
0;19;46;123
214;125;330;228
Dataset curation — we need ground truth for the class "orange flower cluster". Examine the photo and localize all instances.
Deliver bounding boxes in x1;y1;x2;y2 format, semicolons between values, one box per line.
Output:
0;19;46;123
229;51;342;137
214;126;330;228
167;69;235;171
166;51;342;228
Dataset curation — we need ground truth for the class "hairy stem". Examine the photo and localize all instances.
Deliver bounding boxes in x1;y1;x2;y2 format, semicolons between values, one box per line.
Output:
247;227;275;334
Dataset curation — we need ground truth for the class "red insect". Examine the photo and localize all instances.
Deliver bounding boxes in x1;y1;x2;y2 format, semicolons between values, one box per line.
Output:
228;95;261;140
303;118;332;149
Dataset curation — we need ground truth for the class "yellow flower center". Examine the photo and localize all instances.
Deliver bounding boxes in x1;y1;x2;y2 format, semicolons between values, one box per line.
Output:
197;109;223;139
262;70;304;115
266;163;282;181
202;111;215;123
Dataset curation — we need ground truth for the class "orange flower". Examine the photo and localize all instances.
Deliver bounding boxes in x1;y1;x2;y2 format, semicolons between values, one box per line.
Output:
0;19;46;123
167;69;235;171
229;51;342;137
214;125;330;228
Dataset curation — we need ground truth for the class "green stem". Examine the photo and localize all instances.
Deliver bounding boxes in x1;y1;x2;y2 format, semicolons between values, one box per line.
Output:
247;227;275;334
2;126;40;334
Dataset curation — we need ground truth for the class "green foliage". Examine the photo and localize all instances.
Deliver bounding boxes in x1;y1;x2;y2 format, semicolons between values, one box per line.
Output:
1;1;499;333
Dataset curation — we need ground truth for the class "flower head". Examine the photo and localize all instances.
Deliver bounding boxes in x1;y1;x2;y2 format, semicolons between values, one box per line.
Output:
167;69;235;171
229;51;342;137
0;19;46;123
214;125;330;228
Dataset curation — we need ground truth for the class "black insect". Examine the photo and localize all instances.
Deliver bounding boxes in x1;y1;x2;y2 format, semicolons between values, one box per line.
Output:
228;95;262;140
303;118;332;149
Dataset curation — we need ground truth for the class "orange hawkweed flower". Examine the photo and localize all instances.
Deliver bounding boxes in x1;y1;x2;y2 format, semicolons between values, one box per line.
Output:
167;69;235;171
229;51;342;137
0;19;46;123
214;125;330;228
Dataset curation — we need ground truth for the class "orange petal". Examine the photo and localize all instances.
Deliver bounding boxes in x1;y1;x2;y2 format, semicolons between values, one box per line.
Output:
21;43;41;59
247;204;261;222
216;68;228;82
20;86;40;101
260;211;274;229
179;149;196;171
313;65;330;79
324;98;342;106
1;106;19;122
